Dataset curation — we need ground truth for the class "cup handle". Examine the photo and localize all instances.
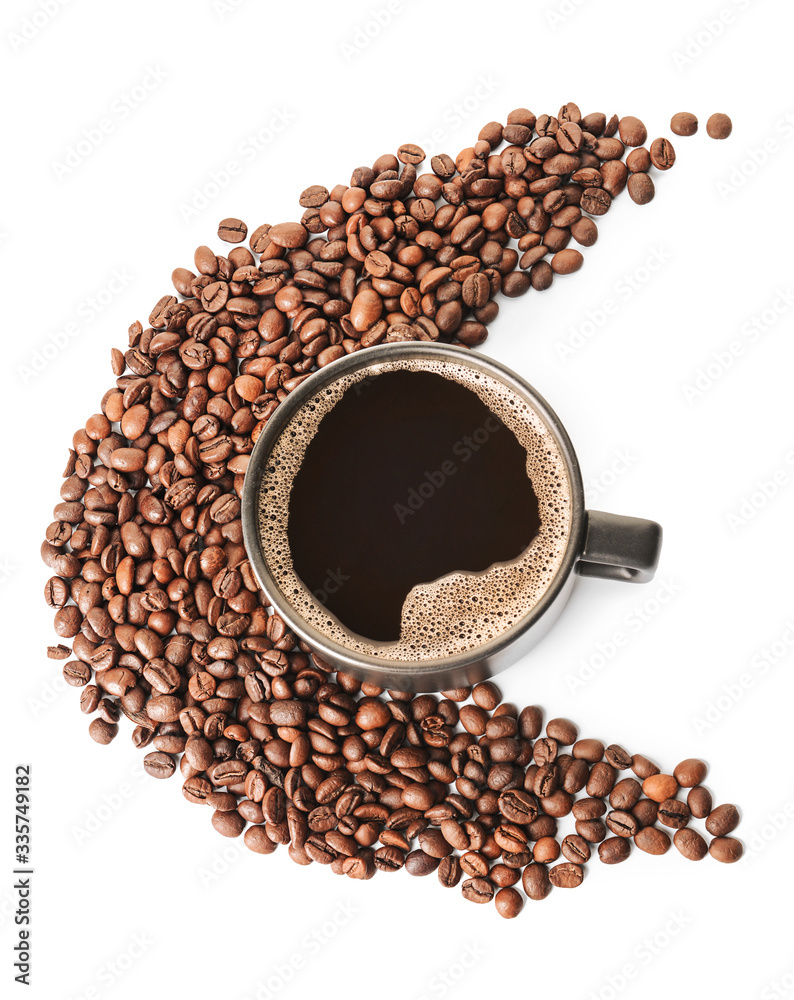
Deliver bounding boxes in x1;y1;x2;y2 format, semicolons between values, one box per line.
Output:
576;511;662;584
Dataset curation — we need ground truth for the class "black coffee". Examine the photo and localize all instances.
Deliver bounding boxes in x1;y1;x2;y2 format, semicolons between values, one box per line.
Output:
288;369;540;641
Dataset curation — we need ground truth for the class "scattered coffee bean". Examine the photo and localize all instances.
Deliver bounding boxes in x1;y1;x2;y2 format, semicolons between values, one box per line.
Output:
674;758;707;787
706;113;732;139
705;803;739;837
634;826;671;855
671;112;698;136
708;837;743;863
674;828;708;861
495;886;523;918
688;786;713;820
649;137;676;170
549;862;583;888
598;837;631;864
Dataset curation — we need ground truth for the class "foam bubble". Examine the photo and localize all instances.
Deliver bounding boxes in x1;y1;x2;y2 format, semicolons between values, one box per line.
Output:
257;357;572;660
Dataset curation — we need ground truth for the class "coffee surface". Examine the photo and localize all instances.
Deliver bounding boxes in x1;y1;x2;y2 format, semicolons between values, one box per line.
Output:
288;370;541;641
259;357;572;660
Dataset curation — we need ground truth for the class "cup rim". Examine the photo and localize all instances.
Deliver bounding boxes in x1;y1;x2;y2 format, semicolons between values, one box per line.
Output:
241;343;586;682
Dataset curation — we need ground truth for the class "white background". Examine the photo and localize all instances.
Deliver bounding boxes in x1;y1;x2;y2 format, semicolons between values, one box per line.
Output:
2;1;793;998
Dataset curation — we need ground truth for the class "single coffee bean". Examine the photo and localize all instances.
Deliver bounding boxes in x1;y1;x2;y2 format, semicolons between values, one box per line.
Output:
405;849;440;876
642;773;678;802
657;798;690;830
649;137;676;170
709;837;742;863
561;834;590;863
706;113;732;139
671;112;698;136
674;758;707;788
461;877;494;904
688;786;713;819
634;826;671;855
522;862;551;900
598;837;631;864
606;810;639;838
618;116;647;147
550;249;583;275
626;147;651;173
437;855;462;888
627;173;655;205
705;803;739;837
218;218;247;244
631;754;660;780
548;862;583;888
673;828;708;861
495;886;523;918
632;799;659;829
143;751;176;779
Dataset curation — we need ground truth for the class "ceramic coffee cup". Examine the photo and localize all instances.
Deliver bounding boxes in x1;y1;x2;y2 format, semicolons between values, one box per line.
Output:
241;344;662;691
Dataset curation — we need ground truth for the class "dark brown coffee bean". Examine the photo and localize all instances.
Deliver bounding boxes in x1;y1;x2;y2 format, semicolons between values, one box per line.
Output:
709;837;742;863
561;834;590;864
494;886;523;918
705;803;739;837
674;758;707;788
437;855;462;888
548;862;583;888
461;877;494;903
522;862;551;900
658;798;690;830
688;786;713;819
634;826;671;855
404;849;439;876
674;828;708;861
606;810;639;838
598;837;631;864
546;718;577;745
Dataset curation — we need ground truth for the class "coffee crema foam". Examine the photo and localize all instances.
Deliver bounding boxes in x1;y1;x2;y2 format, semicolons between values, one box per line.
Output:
258;358;572;660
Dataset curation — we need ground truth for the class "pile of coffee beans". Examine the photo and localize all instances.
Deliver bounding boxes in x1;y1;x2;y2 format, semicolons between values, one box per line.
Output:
43;104;740;916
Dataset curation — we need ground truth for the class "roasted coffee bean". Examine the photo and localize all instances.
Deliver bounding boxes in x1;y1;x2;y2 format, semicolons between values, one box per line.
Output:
437;855;462;888
674;828;708;861
494;886;523;918
598;837;631;864
522;862;551;900
671;112;698;136
605;809;639;839
143;751;176;779
546;718;577;745
705;803;739;837
618;116;647;147
561;834;590;863
405;849;439;876
688;786;712;819
628;173;655;205
548;862;583;888
649;137;676;170
657;798;690;830
461;877;494;903
706;113;732;140
642;773;678;802
674;758;707;788
634;826;671;855
709;837;742;863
